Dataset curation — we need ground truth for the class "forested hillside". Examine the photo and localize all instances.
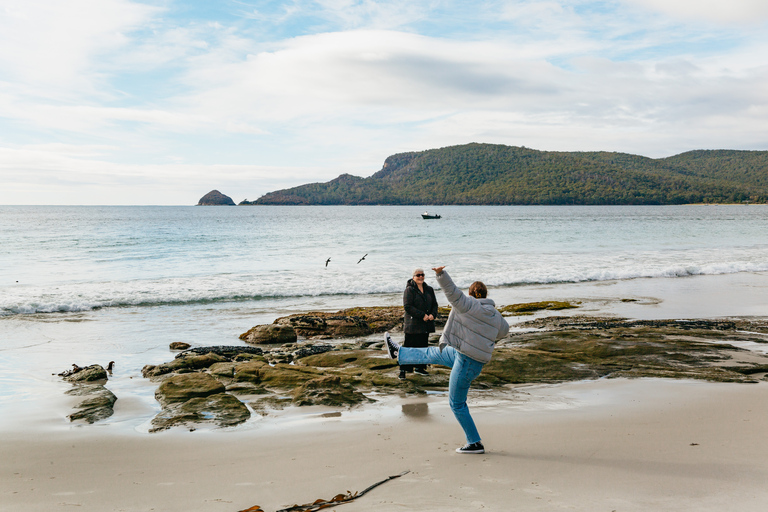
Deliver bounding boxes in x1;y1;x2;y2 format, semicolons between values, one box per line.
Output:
252;144;768;205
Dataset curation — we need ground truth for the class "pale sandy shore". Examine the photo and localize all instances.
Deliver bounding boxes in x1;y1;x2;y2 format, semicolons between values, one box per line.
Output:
2;378;768;512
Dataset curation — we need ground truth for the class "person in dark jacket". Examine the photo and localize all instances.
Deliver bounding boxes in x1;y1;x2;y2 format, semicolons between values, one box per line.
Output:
400;268;439;379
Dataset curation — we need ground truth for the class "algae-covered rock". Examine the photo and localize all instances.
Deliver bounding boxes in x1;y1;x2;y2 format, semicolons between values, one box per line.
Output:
150;393;250;432
155;373;226;406
292;376;374;407
299;350;397;371
170;342;191;350
240;324;298;345
143;352;228;378
499;301;579;315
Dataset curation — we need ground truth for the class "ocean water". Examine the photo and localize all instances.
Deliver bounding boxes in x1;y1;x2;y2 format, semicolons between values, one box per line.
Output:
1;204;768;431
3;204;768;316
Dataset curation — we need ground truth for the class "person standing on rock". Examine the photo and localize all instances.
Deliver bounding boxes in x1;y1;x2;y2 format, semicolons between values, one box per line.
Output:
400;268;439;380
384;266;509;454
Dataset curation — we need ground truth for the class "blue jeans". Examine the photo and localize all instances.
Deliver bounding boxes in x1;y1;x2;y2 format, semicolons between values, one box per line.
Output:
398;345;485;444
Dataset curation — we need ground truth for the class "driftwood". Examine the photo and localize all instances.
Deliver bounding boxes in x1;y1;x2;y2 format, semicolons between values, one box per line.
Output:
238;470;410;512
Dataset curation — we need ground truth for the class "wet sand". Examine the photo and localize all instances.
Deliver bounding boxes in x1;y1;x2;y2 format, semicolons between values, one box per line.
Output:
2;378;767;512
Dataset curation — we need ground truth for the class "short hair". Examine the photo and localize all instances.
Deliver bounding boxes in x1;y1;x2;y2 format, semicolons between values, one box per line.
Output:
468;281;487;299
413;268;424;276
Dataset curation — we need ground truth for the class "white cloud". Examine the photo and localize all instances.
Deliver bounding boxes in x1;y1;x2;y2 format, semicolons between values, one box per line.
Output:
0;0;159;92
1;1;767;204
623;0;768;25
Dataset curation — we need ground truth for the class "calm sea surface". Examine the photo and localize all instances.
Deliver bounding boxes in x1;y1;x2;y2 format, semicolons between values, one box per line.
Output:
1;205;767;431
3;205;768;316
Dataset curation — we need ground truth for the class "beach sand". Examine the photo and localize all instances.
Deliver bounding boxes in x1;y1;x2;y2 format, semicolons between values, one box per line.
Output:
2;378;767;512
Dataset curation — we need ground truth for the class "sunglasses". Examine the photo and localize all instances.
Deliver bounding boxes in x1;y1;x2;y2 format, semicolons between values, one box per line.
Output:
414;273;425;277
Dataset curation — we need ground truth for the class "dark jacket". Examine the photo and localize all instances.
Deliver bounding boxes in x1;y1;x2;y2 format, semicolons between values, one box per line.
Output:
403;279;439;334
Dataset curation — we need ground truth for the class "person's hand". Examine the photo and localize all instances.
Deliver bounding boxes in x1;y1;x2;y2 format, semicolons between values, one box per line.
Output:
423;314;430;321
432;266;445;275
427;314;434;321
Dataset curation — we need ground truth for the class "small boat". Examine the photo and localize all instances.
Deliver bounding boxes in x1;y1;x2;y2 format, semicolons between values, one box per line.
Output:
421;211;441;219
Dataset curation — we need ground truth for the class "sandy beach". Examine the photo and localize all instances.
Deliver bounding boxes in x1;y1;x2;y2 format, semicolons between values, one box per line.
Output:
2;377;767;512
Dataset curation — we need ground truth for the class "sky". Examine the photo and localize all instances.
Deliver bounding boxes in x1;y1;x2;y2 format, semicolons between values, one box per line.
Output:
1;0;767;205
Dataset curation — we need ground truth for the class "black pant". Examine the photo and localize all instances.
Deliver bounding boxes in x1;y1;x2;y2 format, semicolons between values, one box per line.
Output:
400;332;429;372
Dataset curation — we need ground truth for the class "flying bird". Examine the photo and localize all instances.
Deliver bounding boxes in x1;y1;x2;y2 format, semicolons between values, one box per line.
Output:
357;254;368;264
325;258;331;267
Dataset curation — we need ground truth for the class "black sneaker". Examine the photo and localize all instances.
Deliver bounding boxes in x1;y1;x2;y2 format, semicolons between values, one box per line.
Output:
398;370;406;380
383;332;400;359
414;368;429;376
456;441;485;454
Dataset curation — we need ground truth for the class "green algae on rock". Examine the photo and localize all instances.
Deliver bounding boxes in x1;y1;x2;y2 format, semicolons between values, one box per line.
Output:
499;301;580;315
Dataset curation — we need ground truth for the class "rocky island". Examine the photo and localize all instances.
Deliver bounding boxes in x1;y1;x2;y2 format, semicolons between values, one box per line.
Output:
197;189;236;205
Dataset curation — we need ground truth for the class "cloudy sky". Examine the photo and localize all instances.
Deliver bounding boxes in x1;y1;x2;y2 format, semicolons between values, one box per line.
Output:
1;0;767;205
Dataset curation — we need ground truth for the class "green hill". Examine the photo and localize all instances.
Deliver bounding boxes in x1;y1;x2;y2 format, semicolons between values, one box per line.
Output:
253;143;768;205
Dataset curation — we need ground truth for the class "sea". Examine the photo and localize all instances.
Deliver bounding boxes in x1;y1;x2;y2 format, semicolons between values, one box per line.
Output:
2;204;768;432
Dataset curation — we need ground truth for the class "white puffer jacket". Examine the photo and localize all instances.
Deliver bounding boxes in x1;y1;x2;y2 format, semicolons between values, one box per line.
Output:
436;270;510;364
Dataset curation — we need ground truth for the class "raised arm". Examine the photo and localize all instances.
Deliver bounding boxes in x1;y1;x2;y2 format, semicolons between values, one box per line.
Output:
433;268;475;314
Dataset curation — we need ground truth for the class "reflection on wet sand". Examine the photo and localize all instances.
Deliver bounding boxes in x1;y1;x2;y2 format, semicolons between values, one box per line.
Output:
401;402;429;418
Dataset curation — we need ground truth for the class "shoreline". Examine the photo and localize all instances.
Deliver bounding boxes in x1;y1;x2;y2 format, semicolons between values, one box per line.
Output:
2;378;767;511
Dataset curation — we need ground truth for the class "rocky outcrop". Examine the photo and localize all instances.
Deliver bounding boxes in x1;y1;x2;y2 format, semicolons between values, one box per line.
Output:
59;364;116;423
142;352;228;379
197;190;236;206
139;312;768;433
67;385;117;423
240;324;297;344
254;306;447;340
155;373;226;406
292;375;374;407
169;342;191;350
150;373;251;432
61;364;108;383
150;393;250;432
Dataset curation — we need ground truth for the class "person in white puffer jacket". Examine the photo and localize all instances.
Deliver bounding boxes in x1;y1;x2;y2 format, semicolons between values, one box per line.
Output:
384;266;509;454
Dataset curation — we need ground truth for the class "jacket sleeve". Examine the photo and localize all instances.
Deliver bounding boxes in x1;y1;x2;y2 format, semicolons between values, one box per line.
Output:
403;287;425;318
496;315;510;340
435;271;475;314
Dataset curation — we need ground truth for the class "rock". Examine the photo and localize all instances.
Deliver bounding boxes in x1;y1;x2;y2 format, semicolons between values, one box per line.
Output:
150;393;250;432
177;345;264;359
273;315;328;335
270;314;371;338
233;361;322;387
293;344;334;359
142;352;228;378
197;190;236;206
155;373;226;407
292;376;374;407
324;316;373;337
63;364;108;383
66;384;117;423
240;324;297;344
170;342;191;350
